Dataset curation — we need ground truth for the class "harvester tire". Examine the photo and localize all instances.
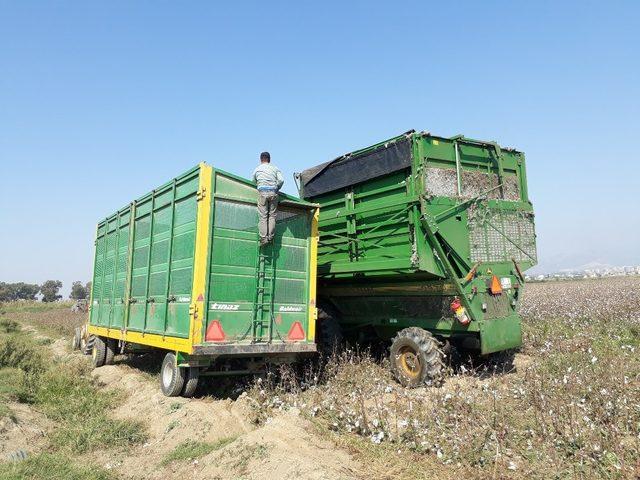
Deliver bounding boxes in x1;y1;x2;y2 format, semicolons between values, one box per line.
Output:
92;337;107;368
390;327;443;388
181;367;200;398
316;302;343;356
104;338;117;366
160;352;186;397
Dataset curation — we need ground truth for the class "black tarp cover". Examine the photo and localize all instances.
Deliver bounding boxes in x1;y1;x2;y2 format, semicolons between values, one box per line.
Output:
300;133;413;198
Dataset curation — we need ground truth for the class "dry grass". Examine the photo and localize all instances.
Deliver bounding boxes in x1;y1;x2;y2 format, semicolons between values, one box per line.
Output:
0;304;144;478
0;300;85;337
2;279;638;479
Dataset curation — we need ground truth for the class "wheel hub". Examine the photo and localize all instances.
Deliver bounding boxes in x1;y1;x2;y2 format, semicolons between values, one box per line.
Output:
398;347;421;378
162;361;173;387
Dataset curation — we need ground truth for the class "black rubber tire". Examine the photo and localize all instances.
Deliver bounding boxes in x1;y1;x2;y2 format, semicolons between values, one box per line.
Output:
83;334;95;356
389;327;443;388
316;302;343;355
92;337;107;368
71;327;81;351
104;338;117;365
160;352;186;397
181;367;200;398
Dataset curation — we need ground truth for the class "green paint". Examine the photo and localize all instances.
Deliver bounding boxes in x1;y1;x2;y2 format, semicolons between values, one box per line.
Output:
303;131;536;354
206;171;313;343
88;165;317;350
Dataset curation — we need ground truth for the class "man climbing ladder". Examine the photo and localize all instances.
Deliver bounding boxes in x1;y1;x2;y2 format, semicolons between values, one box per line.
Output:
252;151;284;245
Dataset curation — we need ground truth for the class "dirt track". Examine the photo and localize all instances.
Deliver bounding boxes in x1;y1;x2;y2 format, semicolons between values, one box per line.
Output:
52;338;360;479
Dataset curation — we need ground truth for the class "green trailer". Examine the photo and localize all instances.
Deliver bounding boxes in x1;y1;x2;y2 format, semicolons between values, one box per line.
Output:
83;163;319;397
298;130;537;386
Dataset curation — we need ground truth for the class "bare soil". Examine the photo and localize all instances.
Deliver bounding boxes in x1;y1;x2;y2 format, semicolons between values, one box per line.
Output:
0;401;51;459
87;361;359;479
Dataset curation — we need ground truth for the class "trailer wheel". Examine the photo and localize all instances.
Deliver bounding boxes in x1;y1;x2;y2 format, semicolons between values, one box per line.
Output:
83;334;95;356
92;337;107;368
104;338;117;366
316;303;343;355
71;327;82;351
390;327;443;388
160;352;186;397
181;367;200;398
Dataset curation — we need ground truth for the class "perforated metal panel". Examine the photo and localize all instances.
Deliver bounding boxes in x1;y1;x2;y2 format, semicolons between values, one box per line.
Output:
468;206;537;263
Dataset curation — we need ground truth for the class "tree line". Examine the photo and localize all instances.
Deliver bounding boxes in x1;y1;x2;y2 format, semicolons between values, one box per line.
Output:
0;281;92;303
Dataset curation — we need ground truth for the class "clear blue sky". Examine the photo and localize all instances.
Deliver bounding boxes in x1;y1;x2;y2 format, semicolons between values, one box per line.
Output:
1;1;638;295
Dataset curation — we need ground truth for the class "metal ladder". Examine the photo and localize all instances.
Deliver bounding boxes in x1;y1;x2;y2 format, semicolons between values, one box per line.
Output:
251;244;276;343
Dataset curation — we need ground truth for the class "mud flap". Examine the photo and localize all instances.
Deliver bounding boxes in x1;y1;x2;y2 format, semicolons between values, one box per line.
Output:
479;315;522;354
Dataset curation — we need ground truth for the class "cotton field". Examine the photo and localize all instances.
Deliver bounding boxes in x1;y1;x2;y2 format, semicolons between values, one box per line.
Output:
520;276;640;323
249;277;640;479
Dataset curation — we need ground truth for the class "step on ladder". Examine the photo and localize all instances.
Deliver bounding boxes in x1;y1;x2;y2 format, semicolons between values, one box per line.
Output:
251;243;276;343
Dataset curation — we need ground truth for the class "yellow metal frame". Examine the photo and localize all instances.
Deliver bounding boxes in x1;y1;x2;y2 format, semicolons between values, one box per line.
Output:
87;325;193;352
190;162;213;345
307;207;319;341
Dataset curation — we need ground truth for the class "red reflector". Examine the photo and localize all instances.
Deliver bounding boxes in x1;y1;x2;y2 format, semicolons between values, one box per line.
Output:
205;320;225;342
287;321;305;341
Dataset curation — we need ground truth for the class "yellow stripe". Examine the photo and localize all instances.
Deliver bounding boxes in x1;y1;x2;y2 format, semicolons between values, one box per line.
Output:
307;207;319;341
87;325;192;353
190;162;213;346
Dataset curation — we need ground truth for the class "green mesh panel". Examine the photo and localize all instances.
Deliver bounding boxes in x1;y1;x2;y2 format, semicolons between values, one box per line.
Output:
278;245;306;272
210;273;254;302
106;232;117;252
172;231;195;260
214;200;258;231
104;255;115;275
117;254;128;273
118;226;129;247
132;246;149;269
101;280;112;300
148;272;167;296
169;267;192;294
277;210;310;239
211;236;255;268
174;196;197;226
131;275;147;297
114;278;126;299
135;216;151;239
153;205;172;234
274;278;305;304
150;239;169;266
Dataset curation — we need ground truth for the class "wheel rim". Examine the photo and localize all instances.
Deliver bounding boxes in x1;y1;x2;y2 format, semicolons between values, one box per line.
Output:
398;346;421;379
91;344;97;361
162;361;174;388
